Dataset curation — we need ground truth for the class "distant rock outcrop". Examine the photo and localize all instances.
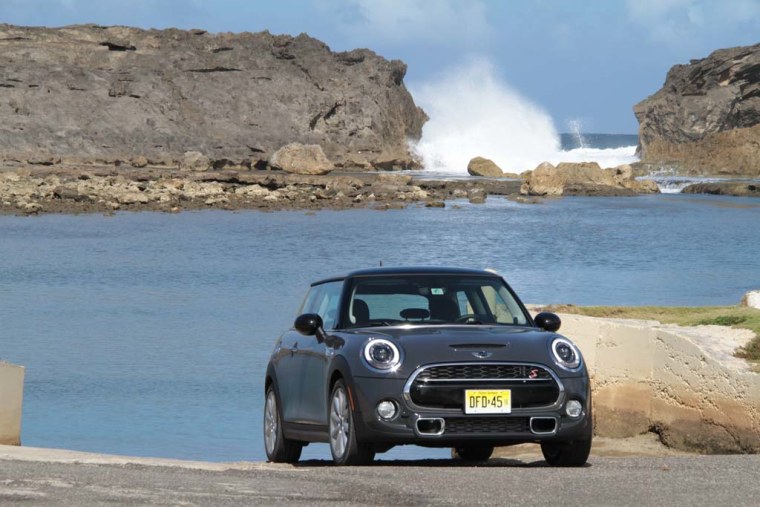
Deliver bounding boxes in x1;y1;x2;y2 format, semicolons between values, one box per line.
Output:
520;161;659;196
634;43;760;176
269;143;333;175
0;24;427;170
467;157;503;177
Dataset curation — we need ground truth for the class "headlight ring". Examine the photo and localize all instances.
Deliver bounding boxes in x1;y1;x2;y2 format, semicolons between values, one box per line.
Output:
362;338;402;372
551;337;581;370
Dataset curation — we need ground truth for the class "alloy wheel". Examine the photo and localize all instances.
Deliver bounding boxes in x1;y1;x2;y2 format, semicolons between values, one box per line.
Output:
329;386;350;459
264;389;278;456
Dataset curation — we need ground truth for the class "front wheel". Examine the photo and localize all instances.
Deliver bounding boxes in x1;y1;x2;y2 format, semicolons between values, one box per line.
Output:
329;380;375;466
263;386;302;463
540;437;592;467
451;445;494;462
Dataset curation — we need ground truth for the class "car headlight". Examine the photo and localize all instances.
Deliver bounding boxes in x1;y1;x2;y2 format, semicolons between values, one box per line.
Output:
362;338;402;371
550;337;581;370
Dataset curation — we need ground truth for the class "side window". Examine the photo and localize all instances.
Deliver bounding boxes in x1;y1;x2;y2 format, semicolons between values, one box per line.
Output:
309;281;343;330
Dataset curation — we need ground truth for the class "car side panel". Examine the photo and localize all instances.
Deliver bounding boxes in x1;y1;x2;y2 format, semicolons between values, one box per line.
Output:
272;330;302;422
296;335;328;424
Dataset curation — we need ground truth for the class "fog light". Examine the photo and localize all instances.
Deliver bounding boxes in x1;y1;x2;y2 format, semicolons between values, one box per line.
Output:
566;400;583;418
377;400;398;420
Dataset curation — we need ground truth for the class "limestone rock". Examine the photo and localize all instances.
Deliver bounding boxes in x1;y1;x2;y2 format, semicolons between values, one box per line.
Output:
131;156;149;168
269;143;333;175
741;291;760;309
0;25;426;171
467;156;504;177
179;151;211;172
682;182;760;197
634;43;760;176
557;313;760;454
520;161;660;196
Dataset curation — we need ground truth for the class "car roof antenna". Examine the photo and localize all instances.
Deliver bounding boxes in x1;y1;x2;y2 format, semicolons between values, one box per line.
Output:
379;260;383;267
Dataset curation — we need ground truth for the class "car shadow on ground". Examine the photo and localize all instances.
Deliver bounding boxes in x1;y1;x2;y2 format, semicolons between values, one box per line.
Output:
294;458;591;468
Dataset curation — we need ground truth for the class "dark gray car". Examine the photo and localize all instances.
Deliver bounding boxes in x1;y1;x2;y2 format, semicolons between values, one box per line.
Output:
264;267;592;465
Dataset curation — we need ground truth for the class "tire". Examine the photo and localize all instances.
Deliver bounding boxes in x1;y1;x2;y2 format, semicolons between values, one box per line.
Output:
329;380;375;466
451;445;494;462
263;385;302;463
540;437;592;467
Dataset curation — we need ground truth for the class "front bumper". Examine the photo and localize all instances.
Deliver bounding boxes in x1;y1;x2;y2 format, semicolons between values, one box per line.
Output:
350;372;591;447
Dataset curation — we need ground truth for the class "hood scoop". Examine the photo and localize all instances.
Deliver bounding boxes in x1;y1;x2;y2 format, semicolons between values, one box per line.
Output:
449;343;506;350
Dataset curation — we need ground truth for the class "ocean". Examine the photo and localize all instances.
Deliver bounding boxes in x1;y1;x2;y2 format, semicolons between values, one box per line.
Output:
1;191;759;462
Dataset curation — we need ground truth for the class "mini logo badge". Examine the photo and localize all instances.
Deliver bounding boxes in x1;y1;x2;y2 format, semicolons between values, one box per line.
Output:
472;350;492;359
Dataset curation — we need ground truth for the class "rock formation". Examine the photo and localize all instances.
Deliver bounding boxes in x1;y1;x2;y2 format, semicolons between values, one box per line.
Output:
681;181;760;197
0;24;427;170
557;313;760;454
269;143;333;175
520;161;659;196
467;156;503;177
634;43;760;176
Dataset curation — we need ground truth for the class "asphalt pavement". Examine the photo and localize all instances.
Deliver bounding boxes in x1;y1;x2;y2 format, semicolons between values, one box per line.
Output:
1;452;759;506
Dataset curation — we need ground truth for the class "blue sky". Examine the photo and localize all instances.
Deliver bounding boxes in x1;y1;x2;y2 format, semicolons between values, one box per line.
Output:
1;0;758;133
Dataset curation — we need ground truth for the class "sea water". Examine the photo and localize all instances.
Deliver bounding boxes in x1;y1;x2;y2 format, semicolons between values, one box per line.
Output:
1;194;759;462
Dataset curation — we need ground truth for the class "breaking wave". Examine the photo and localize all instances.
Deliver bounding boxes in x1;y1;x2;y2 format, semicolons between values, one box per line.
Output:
410;59;639;175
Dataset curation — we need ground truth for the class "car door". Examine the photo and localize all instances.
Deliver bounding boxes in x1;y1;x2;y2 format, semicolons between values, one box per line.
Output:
273;329;303;422
297;280;343;425
276;284;323;423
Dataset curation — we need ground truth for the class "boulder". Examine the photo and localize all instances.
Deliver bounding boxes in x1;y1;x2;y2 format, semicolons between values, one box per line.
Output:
520;161;660;196
741;291;760;309
269;143;333;175
0;25;426;170
682;182;760;197
634;43;760;176
467;157;504;177
179;151;211;172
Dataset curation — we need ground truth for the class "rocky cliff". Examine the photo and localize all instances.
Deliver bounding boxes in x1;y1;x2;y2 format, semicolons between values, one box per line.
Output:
0;24;427;170
634;43;760;176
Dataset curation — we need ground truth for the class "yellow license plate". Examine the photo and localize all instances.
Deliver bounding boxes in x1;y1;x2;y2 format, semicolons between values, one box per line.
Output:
464;389;512;414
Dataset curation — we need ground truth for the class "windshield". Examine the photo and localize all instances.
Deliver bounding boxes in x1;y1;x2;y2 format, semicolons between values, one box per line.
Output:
344;275;529;328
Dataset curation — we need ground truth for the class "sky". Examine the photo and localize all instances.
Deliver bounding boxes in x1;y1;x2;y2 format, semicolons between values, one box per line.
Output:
1;0;758;134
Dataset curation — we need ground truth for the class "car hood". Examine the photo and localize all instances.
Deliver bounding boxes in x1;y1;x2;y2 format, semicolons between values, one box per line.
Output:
343;325;577;377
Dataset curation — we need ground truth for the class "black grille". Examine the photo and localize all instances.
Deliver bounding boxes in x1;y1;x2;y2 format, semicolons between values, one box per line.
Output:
409;363;560;410
416;364;552;381
444;417;529;434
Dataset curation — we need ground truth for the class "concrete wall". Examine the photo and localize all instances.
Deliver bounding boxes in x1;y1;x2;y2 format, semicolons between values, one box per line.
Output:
0;362;24;445
558;314;760;453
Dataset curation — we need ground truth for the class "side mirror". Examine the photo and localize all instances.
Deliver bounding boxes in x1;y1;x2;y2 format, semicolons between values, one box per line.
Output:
534;312;561;332
294;313;325;340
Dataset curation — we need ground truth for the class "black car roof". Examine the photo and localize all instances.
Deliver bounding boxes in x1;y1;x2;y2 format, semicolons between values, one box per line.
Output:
312;266;500;286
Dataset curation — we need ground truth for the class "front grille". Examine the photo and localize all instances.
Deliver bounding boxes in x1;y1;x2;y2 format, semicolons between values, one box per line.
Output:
416;364;552;381
444;416;529;435
408;363;560;410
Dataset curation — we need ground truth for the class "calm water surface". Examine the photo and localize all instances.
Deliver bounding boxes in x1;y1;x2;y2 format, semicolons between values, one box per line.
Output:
1;194;758;461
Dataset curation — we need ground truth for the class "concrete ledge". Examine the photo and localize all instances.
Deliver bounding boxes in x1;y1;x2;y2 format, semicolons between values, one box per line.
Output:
557;314;760;453
0;361;24;445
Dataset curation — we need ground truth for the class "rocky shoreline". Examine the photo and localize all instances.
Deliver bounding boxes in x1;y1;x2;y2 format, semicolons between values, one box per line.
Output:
4;162;759;216
0;165;524;215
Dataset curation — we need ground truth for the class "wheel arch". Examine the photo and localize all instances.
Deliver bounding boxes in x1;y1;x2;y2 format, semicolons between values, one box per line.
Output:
327;355;357;411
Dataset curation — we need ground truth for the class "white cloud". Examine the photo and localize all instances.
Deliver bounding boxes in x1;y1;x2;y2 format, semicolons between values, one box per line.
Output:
626;0;760;47
329;0;492;47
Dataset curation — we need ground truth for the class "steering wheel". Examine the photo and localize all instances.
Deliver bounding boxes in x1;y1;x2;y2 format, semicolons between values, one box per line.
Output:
455;314;483;324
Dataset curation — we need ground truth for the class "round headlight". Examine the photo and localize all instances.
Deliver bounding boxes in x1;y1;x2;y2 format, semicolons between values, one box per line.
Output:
363;338;402;371
551;338;581;370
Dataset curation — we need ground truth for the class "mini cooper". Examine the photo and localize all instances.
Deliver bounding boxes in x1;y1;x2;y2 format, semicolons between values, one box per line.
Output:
263;267;592;466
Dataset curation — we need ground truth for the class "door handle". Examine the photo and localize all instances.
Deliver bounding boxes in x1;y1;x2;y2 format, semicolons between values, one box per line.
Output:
289;342;299;355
